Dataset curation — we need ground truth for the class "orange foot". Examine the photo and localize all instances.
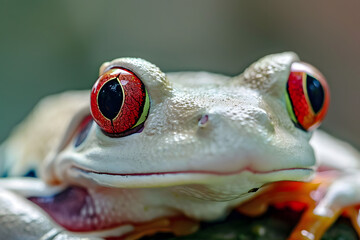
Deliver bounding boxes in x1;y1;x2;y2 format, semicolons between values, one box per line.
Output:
108;171;360;240
238;171;360;240
105;217;199;240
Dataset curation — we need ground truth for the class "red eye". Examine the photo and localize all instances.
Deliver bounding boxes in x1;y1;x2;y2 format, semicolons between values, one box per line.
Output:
285;62;330;131
90;68;150;136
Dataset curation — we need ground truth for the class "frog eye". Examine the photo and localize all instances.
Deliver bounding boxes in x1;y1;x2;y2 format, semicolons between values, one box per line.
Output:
285;62;330;131
90;68;150;136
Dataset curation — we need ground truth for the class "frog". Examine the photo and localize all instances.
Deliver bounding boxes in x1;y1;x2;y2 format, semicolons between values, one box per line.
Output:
1;52;360;240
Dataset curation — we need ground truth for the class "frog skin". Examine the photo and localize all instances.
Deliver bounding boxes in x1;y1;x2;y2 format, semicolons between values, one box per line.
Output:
1;52;360;240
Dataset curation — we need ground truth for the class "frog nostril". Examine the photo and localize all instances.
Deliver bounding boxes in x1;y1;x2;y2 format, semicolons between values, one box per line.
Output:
198;114;209;127
248;188;259;193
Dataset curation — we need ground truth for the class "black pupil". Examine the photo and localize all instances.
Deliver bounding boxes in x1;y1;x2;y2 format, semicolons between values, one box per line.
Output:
306;75;324;114
97;78;123;120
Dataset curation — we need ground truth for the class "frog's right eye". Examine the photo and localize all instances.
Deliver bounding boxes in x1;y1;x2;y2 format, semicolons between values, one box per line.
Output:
90;68;150;137
285;62;330;131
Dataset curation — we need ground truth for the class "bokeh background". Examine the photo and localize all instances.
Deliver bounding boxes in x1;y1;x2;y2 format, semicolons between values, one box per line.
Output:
0;1;359;148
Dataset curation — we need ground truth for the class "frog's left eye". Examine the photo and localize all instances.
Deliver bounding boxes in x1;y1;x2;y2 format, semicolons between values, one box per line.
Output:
285;62;330;131
90;68;150;136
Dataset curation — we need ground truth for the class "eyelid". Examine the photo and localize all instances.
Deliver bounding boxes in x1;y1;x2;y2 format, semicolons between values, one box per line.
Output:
290;62;327;84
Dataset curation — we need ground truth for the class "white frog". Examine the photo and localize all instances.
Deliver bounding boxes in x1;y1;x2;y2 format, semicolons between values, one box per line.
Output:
1;52;360;240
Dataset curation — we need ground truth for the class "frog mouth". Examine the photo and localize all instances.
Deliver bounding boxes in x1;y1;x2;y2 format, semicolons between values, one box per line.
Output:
29;186;137;236
70;166;315;188
28;166;313;235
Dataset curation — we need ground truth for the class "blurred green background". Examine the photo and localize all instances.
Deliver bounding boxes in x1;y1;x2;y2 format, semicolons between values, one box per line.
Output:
0;0;359;147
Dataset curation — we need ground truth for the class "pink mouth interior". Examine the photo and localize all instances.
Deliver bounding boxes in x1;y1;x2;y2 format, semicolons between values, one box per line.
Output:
29;187;119;232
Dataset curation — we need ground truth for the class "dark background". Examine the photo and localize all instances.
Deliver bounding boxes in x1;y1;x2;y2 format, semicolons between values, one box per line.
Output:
1;1;359;147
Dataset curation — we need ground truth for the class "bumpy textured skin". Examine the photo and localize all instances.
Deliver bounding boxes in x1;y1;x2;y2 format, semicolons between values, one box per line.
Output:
1;52;360;239
44;53;315;185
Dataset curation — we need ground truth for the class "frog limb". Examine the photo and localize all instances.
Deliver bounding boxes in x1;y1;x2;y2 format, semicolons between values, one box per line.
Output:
0;177;65;197
0;187;101;240
0;179;199;239
237;171;360;240
288;172;360;240
345;206;360;236
0;91;89;177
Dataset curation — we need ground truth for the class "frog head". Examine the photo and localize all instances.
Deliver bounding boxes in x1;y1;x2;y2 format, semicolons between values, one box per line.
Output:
42;52;329;198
